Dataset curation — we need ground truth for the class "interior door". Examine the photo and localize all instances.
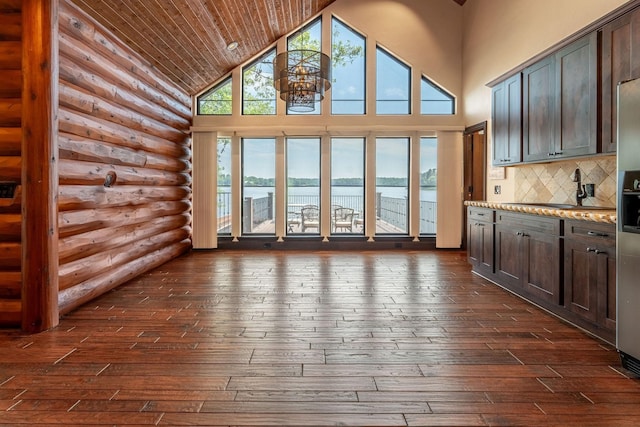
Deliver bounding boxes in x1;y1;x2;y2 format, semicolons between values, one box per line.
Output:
462;122;487;249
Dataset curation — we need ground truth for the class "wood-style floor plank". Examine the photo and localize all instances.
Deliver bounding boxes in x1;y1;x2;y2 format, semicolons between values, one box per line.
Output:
0;249;639;426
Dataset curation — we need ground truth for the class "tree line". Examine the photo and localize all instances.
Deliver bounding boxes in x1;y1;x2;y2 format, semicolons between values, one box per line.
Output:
218;169;436;187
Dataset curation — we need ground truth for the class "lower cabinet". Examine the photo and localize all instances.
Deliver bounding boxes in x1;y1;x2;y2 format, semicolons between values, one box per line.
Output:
467;207;494;276
564;220;617;342
495;210;561;305
468;207;616;344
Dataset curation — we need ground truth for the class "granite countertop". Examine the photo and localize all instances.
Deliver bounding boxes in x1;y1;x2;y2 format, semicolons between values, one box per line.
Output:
465;201;617;224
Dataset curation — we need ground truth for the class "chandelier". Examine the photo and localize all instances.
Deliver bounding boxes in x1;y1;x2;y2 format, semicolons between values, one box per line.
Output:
273;49;331;112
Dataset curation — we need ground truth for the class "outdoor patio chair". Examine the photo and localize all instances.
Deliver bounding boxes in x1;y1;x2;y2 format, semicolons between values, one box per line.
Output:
301;205;320;232
333;207;354;232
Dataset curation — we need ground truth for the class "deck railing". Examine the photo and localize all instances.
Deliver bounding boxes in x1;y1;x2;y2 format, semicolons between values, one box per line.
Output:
217;191;232;233
420;200;437;234
217;192;437;235
377;194;407;232
242;193;273;233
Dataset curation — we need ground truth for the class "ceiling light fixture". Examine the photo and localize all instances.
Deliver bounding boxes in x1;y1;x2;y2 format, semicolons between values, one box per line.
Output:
226;41;239;51
273;49;331;112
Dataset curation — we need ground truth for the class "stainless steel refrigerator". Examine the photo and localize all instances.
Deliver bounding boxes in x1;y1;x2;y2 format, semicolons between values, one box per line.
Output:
617;78;640;375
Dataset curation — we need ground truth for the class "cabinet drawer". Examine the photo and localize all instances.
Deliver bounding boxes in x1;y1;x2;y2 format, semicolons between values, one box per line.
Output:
468;207;494;222
496;210;561;235
565;220;615;243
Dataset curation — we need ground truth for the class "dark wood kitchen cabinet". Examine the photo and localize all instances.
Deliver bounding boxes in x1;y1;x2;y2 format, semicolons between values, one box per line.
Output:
494;211;562;306
467;207;618;343
491;73;522;165
601;7;640;153
564;220;616;341
522;55;555;162
523;33;598;162
554;32;598;158
467;207;494;276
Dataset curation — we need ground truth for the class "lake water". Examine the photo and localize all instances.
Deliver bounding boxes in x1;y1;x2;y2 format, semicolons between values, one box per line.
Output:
221;186;436;202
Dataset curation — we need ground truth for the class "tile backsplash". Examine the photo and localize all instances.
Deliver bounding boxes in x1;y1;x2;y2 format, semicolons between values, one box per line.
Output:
514;156;617;207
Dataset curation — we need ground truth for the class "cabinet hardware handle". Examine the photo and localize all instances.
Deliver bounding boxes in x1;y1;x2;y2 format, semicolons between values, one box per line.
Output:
476;213;485;216
587;247;607;255
476;222;485;227
587;231;608;237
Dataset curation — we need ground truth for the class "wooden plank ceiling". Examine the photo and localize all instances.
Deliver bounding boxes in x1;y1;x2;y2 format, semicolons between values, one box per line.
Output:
69;0;467;97
69;0;336;96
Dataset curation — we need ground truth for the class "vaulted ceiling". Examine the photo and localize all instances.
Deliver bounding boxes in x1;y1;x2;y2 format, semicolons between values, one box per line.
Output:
70;0;466;97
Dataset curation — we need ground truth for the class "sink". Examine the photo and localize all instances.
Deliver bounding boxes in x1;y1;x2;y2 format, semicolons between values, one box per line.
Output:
506;202;615;211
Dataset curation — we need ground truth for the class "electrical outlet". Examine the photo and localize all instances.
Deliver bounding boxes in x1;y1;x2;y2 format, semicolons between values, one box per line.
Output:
494;185;501;195
585;183;595;197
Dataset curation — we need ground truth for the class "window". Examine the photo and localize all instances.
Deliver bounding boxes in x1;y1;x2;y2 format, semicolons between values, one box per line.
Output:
198;77;232;115
286;18;323;115
376;47;411;115
420;137;437;234
288;17;322;50
375;138;409;234
331;18;366;115
217;137;232;235
331;138;364;235
287;138;321;234
242;49;276;115
421;76;455;115
242;138;276;234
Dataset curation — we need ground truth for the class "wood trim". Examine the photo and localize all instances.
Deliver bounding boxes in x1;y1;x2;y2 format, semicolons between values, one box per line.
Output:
487;0;640;87
21;0;59;332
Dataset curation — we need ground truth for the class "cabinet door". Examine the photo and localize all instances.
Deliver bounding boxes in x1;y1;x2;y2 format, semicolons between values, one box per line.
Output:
492;74;522;165
596;244;616;332
554;33;598;158
523;56;555;162
601;8;640;153
564;239;599;322
468;220;493;274
492;81;507;165
494;224;524;289
522;230;561;305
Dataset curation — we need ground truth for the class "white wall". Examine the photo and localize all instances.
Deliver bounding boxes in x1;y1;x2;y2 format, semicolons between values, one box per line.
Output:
461;0;630;202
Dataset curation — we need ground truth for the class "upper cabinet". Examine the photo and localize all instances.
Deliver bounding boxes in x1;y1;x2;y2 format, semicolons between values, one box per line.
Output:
522;55;556;162
492;73;522;165
601;8;640;154
523;33;598;162
554;33;599;158
491;5;640;164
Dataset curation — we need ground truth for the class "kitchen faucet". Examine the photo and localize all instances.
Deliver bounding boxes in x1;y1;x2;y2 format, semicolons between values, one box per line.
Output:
573;168;588;206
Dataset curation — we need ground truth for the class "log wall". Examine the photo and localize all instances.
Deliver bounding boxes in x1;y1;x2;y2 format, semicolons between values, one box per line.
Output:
0;0;22;326
56;0;192;315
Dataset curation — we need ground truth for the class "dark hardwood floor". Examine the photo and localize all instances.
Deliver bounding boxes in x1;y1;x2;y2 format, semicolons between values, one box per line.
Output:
1;250;639;426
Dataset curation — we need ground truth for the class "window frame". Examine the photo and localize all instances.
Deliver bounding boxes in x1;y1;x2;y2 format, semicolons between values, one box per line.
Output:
420;76;455;115
375;46;412;115
331;16;367;116
197;76;232;116
242;48;277;116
